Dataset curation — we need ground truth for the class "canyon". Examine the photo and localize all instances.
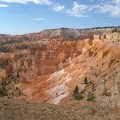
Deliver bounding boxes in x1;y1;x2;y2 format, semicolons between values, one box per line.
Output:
0;27;120;119
11;38;120;106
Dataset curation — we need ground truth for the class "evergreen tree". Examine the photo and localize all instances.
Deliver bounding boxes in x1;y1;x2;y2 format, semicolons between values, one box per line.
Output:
84;77;88;84
73;85;79;96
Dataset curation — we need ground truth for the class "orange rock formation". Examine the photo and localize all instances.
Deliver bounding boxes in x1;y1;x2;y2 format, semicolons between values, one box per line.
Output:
4;38;119;107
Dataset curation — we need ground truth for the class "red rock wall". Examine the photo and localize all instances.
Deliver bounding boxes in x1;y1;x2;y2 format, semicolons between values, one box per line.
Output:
12;40;87;77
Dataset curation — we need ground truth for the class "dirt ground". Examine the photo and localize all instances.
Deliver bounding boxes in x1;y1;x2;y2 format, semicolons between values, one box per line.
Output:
0;97;120;120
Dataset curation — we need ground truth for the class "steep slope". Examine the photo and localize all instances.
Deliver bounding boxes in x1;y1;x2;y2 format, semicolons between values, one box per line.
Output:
25;40;120;106
3;38;119;107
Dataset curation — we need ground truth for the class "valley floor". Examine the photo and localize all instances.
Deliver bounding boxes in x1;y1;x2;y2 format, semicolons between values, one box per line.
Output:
0;97;120;120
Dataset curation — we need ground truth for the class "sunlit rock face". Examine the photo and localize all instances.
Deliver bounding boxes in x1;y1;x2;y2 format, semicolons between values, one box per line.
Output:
12;40;82;77
3;37;120;106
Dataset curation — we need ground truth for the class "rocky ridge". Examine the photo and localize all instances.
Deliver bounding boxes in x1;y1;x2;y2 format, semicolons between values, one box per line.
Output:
0;26;120;43
0;27;120;53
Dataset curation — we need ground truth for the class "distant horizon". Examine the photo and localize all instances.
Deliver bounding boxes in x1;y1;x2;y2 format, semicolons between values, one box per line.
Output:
0;25;120;36
0;0;120;35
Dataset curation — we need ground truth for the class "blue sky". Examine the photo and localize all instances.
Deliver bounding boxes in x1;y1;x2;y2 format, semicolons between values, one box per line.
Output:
0;0;120;35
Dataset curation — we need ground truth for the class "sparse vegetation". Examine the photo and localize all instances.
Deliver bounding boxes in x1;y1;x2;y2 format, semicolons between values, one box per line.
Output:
73;85;84;101
0;40;29;53
16;45;28;50
0;88;8;97
75;94;84;101
0;58;9;68
0;79;8;94
73;80;96;102
112;28;117;33
1;40;21;45
87;93;95;102
0;47;11;53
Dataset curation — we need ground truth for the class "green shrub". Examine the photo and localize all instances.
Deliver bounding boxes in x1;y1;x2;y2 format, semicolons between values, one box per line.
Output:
75;94;84;101
0;89;8;97
87;93;95;102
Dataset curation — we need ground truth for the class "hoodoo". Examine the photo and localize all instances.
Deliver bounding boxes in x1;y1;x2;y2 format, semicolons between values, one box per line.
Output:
1;33;119;107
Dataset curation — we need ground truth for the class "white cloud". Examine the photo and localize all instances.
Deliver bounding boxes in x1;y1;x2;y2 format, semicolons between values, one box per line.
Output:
1;0;52;5
65;1;120;18
53;3;65;12
97;0;120;17
1;0;120;18
0;4;8;7
33;18;44;20
114;0;120;4
66;2;95;17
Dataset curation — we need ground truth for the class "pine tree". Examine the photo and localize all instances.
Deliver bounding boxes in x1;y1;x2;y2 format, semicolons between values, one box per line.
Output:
73;85;79;96
84;77;88;84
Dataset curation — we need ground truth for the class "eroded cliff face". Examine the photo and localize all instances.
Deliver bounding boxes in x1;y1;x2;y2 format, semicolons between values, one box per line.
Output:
3;38;119;107
12;40;82;77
